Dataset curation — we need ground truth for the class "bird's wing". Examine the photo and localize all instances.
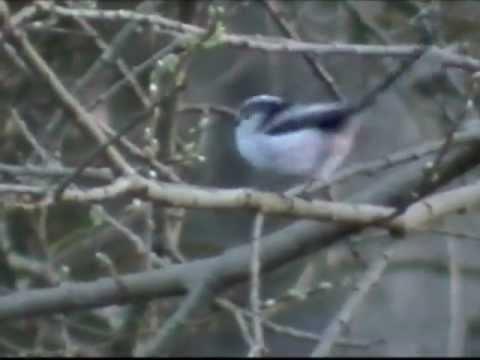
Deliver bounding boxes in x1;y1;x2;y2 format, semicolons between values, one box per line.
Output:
263;102;353;135
261;42;430;136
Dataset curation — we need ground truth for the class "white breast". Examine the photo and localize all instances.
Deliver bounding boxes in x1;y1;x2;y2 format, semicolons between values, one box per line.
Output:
235;119;331;178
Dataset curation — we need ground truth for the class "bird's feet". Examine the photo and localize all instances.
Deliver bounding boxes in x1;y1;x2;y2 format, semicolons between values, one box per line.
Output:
292;178;334;201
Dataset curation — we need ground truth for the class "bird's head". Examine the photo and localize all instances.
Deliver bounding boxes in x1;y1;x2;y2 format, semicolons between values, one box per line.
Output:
236;95;289;124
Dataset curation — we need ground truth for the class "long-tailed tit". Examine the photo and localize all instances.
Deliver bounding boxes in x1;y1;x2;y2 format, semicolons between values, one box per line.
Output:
234;46;429;184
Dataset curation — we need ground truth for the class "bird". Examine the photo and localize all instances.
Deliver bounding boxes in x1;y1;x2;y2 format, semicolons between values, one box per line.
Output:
234;45;429;186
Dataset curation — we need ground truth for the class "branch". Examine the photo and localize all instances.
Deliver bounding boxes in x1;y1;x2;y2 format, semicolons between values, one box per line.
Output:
261;0;344;101
446;233;465;356
249;213;266;356
6;158;480;234
135;281;214;356
310;247;395;356
289;130;480;195
0;130;480;320
35;3;480;71
0;162;113;182
2;177;400;227
8;25;134;174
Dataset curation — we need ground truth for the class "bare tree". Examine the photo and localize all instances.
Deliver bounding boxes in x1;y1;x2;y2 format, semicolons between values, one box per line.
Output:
0;0;479;356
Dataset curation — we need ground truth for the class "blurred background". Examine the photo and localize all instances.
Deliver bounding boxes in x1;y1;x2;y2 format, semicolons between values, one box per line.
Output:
1;0;480;356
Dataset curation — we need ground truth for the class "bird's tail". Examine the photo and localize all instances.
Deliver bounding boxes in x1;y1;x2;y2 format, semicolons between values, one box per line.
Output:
348;43;431;115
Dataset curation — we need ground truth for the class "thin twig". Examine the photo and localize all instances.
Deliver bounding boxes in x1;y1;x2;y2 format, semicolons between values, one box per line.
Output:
262;0;344;101
135;281;214;356
249;212;266;356
9;26;134;175
0;162;112;182
35;4;480;72
53;103;160;200
446;233;465;356
10;109;53;163
310;246;396;356
216;298;255;349
66;1;151;109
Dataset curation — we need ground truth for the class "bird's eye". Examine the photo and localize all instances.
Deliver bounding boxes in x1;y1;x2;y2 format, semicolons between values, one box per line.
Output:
237;110;247;119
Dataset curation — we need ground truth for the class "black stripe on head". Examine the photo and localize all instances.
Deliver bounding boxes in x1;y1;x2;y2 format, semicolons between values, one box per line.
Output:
237;95;290;124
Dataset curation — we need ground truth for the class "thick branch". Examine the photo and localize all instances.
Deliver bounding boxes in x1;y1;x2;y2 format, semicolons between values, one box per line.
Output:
0;133;479;320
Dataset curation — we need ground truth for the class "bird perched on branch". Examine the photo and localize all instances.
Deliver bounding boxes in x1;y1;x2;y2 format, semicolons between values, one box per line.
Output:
234;45;430;187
